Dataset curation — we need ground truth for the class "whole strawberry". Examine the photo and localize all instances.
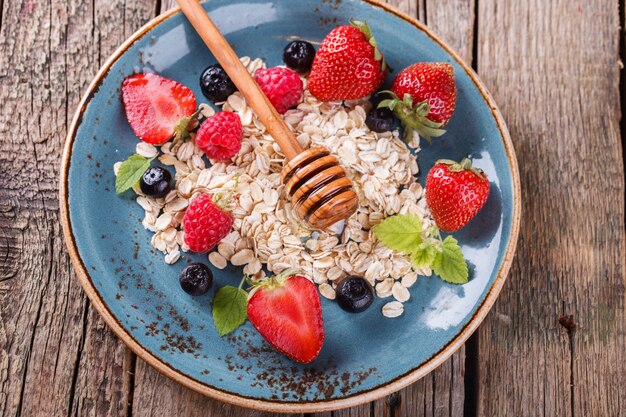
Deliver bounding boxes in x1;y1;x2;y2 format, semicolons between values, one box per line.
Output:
253;67;303;114
308;20;389;101
379;63;456;142
122;73;197;145
183;193;234;253
195;112;242;161
247;270;324;363
425;159;489;232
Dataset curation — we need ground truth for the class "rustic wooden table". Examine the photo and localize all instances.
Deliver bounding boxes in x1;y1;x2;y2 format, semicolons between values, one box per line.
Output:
1;0;625;415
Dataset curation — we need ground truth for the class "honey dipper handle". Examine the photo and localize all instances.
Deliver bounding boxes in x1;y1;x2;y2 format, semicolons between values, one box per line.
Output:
175;0;304;160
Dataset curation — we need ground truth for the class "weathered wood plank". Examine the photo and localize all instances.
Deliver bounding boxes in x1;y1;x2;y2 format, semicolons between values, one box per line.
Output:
425;0;474;65
475;0;626;416
132;358;295;417
69;1;156;416
0;1;99;415
161;0;178;12
0;0;153;416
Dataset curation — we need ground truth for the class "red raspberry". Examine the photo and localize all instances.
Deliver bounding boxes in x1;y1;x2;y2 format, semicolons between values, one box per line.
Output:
196;112;242;161
253;67;303;114
183;193;234;253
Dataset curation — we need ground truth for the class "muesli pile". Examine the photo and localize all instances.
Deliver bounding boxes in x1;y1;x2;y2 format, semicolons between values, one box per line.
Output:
113;20;490;363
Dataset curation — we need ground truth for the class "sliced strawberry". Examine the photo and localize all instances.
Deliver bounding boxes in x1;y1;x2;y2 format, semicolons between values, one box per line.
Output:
122;73;197;145
247;272;324;363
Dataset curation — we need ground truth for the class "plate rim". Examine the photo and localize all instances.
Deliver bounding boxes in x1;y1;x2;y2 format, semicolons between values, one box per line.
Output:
59;0;521;412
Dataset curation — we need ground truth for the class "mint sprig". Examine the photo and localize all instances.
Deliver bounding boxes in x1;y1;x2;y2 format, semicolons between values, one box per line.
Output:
431;236;468;284
115;154;153;194
212;284;248;336
371;213;424;253
410;242;438;269
373;214;469;284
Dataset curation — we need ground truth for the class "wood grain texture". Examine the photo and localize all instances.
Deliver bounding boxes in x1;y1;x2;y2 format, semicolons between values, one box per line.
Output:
1;0;624;415
0;1;153;416
475;0;626;416
425;0;474;64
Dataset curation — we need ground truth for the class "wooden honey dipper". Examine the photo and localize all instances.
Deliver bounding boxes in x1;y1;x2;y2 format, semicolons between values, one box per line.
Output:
176;0;358;230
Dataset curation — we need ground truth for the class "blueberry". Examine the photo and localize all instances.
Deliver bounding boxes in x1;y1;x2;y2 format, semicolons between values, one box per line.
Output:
179;263;213;296
140;166;173;197
365;107;395;133
200;64;237;102
335;275;374;313
283;40;316;73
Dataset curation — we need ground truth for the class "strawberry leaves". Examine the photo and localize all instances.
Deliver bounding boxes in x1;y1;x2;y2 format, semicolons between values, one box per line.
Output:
378;91;446;143
115;154;153;194
373;214;469;284
212;285;248;336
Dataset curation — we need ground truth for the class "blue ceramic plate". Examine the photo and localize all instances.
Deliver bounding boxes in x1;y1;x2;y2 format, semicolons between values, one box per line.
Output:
60;0;520;412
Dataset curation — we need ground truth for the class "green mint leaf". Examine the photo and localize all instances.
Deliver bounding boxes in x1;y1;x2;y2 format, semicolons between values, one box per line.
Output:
115;154;152;194
372;214;423;254
431;236;468;284
212;285;248;336
410;243;437;269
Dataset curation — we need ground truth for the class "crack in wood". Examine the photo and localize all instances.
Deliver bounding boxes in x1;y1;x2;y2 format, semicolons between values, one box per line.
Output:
463;334;478;417
0;227;19;282
154;0;162;17
471;0;478;71
0;0;4;34
616;14;626;408
15;241;53;417
449;353;454;417
386;391;401;417
559;314;577;417
67;303;90;416
123;348;137;417
431;375;436;417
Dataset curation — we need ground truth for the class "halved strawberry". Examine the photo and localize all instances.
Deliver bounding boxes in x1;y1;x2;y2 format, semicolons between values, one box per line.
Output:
122;73;197;145
247;270;325;363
